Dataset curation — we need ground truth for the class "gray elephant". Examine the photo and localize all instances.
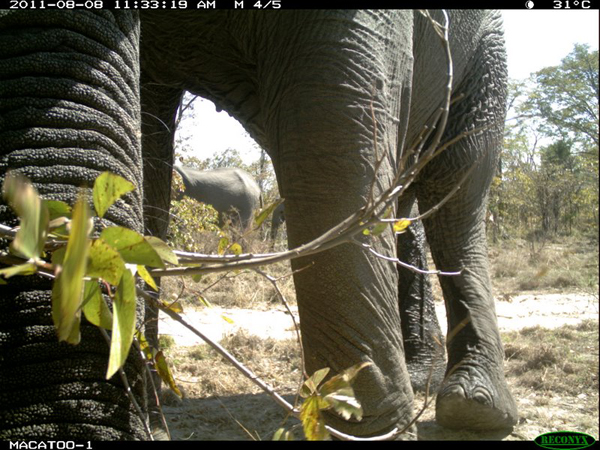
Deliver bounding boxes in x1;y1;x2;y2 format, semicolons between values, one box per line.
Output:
174;165;262;230
1;10;517;439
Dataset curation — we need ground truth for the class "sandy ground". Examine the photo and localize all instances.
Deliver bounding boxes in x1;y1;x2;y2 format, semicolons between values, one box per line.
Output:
158;291;598;441
158;291;599;347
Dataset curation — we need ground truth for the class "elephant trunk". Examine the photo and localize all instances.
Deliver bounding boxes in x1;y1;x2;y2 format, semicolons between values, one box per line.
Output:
0;11;149;439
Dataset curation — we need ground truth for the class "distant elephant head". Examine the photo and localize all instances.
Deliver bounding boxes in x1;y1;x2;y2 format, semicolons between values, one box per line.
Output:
173;166;262;231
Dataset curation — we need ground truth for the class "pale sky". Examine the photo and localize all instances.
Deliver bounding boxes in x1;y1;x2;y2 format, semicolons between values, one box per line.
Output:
178;9;600;163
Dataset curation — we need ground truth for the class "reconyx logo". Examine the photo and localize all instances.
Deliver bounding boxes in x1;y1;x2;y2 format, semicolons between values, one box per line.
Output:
535;431;596;449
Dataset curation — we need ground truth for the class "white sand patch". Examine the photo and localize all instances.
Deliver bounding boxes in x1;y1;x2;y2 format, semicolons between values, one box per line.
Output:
159;292;598;347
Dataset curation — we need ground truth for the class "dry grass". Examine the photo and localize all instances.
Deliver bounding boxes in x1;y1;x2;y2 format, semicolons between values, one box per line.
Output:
162;229;296;310
169;332;303;399
160;331;303;440
160;318;599;440
157;233;599;440
504;320;598;397
489;237;599;294
502;320;599;440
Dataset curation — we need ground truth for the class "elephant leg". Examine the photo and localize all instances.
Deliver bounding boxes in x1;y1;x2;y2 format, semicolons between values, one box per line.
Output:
416;95;518;431
0;11;149;439
267;11;416;437
396;190;446;393
140;80;183;438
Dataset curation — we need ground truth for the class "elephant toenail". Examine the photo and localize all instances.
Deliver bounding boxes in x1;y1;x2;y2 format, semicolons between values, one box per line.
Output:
472;387;493;406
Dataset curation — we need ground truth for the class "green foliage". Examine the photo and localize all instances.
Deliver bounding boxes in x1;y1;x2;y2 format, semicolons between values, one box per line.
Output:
168;166;221;253
525;44;598;151
489;44;599;242
255;198;284;228
51;194;91;344
93;172;135;219
106;267;137;379
1;172;178;380
296;362;370;440
2;170;369;440
3;173;49;260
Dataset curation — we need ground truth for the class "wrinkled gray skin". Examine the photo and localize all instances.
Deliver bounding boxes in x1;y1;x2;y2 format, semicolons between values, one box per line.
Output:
269;202;286;242
397;201;447;393
270;199;447;395
174;165;261;230
0;10;517;439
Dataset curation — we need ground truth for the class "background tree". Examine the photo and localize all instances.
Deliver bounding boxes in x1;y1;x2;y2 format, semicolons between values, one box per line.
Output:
489;44;599;241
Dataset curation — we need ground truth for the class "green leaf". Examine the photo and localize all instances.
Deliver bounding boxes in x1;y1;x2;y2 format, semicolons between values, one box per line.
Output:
221;314;234;324
46;200;72;221
300;395;330;441
51;194;91;344
144;236;179;266
0;263;37;279
319;362;370;421
321;385;362;422
51;247;66;266
155;350;182;398
93;172;135;218
101;227;165;268
191;272;203;283
106;268;137;379
272;428;294;441
137;265;158;291
393;219;411;234
136;330;154;361
301;367;330;398
369;222;388;236
87;238;125;286
82;281;113;330
217;237;229;255
2;172;49;260
254;198;284;227
48;217;70;238
161;299;183;314
197;295;212;308
229;243;243;256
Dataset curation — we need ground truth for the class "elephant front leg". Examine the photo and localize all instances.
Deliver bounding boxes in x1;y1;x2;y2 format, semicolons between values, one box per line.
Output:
267;19;416;438
140;80;183;439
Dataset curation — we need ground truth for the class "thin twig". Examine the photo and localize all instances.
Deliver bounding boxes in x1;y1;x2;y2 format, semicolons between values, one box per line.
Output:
138;288;300;416
356;240;461;276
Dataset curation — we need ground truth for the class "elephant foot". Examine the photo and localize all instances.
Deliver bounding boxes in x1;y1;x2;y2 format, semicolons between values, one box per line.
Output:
406;352;446;394
435;361;518;431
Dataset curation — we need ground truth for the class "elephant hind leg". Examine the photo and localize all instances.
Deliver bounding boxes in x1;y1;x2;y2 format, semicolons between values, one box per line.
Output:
396;191;446;393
